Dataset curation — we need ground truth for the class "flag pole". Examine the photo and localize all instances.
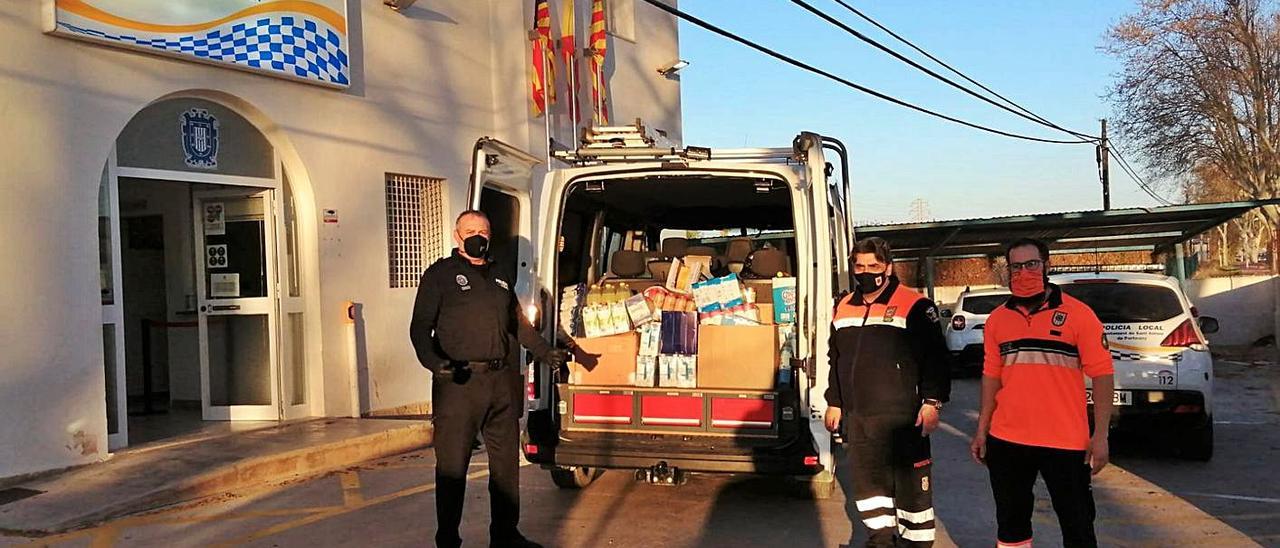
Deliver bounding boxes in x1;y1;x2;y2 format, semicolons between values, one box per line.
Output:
568;46;579;144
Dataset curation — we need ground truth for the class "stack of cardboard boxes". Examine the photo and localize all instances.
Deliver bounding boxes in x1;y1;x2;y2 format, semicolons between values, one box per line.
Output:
567;254;799;391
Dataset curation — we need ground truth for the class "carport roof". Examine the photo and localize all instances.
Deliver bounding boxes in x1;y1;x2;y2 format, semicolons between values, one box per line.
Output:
856;200;1280;260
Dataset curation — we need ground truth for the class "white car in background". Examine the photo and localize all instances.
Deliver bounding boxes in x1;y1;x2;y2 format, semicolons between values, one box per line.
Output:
942;287;1011;376
1053;272;1219;460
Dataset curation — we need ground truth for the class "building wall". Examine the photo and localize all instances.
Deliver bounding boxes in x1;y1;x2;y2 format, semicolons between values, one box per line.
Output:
0;0;680;478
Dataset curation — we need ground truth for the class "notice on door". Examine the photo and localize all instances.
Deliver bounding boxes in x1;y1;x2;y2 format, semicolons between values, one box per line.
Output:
204;202;226;235
210;273;240;298
206;244;228;268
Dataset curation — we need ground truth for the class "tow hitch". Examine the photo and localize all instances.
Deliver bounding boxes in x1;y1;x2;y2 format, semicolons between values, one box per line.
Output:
635;461;687;486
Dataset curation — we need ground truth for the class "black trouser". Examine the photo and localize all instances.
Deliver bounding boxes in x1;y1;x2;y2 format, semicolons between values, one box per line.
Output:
847;413;935;547
986;435;1097;548
432;364;523;548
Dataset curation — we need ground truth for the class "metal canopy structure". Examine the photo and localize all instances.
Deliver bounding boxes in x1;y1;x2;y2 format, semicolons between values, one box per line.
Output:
857;200;1280;261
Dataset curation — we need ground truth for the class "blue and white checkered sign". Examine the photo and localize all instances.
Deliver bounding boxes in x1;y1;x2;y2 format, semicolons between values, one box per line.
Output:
57;15;349;87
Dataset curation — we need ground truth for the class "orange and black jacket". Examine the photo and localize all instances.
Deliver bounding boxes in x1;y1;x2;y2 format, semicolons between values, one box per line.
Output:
825;276;951;416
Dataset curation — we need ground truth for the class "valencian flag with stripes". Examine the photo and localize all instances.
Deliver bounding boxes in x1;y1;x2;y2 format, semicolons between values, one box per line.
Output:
561;0;581;122
530;0;556;116
588;0;610;124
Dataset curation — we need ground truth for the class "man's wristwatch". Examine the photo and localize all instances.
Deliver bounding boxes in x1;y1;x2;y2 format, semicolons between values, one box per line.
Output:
922;398;944;411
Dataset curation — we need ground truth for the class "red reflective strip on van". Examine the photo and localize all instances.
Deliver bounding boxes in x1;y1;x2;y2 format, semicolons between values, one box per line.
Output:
573;393;633;425
710;397;775;429
640;394;703;427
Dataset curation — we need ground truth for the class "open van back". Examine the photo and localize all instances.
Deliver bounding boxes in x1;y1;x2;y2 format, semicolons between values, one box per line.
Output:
468;124;852;494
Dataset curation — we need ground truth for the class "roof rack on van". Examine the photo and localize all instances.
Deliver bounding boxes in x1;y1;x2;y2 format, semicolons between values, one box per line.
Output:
1049;264;1165;274
553;120;806;166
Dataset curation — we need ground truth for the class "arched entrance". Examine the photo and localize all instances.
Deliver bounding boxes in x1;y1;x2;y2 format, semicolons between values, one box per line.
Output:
98;93;322;449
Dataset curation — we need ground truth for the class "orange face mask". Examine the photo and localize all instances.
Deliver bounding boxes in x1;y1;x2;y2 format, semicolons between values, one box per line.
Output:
1010;269;1045;298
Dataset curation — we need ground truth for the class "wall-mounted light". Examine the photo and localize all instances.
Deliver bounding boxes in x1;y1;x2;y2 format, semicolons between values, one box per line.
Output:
657;59;690;77
383;0;418;12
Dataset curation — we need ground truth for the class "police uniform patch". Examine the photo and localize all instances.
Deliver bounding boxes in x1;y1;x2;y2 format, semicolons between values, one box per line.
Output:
456;275;469;287
495;278;509;290
884;306;898;322
1052;310;1068;326
921;476;930;492
924;306;939;323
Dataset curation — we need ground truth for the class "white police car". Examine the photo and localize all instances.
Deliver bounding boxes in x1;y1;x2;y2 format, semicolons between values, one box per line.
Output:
1052;272;1218;460
942;287;1010;375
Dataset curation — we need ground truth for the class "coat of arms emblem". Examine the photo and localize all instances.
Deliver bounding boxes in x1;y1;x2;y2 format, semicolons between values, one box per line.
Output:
181;108;219;169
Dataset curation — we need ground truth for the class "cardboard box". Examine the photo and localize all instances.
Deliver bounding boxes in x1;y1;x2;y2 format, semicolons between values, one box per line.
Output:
569;332;640;386
757;303;774;325
697;324;780;390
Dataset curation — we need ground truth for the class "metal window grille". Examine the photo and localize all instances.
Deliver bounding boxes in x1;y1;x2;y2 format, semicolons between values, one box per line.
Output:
386;173;446;288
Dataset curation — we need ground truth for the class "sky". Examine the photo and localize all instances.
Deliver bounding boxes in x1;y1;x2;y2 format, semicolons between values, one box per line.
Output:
674;0;1167;224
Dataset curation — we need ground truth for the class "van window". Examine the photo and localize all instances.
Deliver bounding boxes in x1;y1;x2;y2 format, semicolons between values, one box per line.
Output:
960;295;1009;315
559;176;797;284
1059;283;1183;323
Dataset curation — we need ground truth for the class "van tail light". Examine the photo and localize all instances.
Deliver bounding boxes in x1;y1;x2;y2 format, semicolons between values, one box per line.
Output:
1160;319;1204;348
951;315;966;331
526;364;538;401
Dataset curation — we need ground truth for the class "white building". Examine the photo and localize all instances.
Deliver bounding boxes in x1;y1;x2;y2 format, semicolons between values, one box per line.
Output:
0;0;682;479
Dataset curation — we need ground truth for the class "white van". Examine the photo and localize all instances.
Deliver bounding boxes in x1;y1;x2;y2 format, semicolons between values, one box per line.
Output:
466;125;853;495
1052;272;1218;460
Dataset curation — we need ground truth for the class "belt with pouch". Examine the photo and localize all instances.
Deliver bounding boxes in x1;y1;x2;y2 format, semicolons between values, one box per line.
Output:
465;359;506;371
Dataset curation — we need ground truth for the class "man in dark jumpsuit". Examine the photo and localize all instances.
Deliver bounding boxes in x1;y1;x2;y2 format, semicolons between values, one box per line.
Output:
411;210;568;548
825;237;951;547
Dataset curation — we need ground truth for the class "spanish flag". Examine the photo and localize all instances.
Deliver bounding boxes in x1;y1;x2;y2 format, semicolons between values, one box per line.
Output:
561;0;581;122
588;0;610;125
530;0;556;116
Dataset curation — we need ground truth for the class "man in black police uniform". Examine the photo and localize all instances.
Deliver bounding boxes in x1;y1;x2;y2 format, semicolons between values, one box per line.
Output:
411;210;568;548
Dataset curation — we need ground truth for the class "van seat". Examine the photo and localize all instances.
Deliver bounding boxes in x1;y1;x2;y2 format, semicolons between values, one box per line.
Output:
610;249;647;278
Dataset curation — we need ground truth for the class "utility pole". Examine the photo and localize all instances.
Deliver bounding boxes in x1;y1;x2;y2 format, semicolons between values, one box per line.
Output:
1098;119;1111;210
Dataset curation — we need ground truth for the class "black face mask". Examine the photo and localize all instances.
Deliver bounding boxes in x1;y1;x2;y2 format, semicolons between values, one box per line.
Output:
854;272;887;294
462;235;490;259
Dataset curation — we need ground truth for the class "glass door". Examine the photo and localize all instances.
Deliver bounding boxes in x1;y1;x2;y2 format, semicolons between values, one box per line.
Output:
194;190;281;420
100;161;129;449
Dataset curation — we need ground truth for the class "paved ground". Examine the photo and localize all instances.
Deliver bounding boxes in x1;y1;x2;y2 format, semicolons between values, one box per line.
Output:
3;359;1276;547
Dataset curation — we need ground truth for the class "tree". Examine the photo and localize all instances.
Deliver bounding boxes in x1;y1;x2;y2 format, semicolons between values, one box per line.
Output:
1105;0;1280;223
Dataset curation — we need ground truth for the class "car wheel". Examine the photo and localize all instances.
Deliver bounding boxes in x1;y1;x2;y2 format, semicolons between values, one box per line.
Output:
550;466;602;488
1180;420;1214;462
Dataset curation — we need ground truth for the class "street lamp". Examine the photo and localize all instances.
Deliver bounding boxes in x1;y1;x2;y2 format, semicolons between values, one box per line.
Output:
657;59;690;77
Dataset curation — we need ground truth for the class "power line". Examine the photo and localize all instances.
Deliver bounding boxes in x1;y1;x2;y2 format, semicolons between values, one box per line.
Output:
1110;149;1169;204
789;0;1097;143
640;0;1094;145
826;0;1098;141
1109;148;1175;205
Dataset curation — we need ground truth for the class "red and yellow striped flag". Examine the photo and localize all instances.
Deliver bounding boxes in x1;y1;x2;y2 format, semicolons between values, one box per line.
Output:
588;0;610;125
530;0;556;116
561;0;581;122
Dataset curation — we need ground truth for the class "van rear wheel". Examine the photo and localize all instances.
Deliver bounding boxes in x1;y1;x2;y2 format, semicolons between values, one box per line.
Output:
550;466;602;489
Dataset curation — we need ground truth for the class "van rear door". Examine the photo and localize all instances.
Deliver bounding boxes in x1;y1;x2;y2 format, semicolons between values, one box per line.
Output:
468;138;545;409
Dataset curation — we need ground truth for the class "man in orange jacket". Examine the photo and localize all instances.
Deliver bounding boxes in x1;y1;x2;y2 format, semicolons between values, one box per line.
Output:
970;238;1115;548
